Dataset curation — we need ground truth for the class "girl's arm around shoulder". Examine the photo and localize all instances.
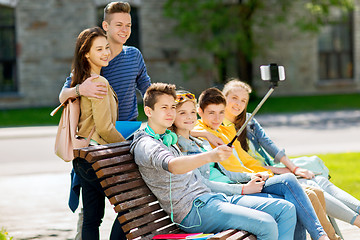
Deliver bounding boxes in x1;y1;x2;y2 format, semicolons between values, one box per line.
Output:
91;76;109;88
60;75;106;102
84;75;109;100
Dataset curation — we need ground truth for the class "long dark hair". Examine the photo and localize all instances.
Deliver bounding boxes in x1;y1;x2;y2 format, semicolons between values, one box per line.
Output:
70;27;106;87
222;78;252;151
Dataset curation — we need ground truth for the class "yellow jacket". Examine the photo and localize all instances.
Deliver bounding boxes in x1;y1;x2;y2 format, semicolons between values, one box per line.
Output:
77;76;125;145
194;119;273;176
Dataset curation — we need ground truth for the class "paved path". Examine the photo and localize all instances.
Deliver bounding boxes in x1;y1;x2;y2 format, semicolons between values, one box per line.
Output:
256;110;360;239
0;110;359;239
0;129;116;240
256;110;360;156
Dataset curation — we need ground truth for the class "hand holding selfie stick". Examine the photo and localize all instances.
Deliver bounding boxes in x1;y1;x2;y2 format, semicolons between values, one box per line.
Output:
227;63;285;147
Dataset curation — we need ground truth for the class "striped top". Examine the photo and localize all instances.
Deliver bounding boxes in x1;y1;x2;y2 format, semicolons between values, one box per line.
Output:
63;46;151;121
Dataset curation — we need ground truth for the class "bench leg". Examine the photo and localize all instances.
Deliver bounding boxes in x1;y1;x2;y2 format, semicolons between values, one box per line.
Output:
328;216;344;240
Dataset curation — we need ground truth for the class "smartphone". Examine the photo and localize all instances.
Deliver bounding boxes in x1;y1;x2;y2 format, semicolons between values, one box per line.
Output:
260;65;285;81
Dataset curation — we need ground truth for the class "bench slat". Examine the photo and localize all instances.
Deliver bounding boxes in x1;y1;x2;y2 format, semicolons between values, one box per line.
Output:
92;154;133;171
127;224;180;240
209;229;239;240
76;141;131;160
104;179;145;197
122;211;168;232
85;144;131;162
95;163;138;178
118;203;163;222
73;148;81;158
109;186;152;204
100;171;142;188
226;230;253;240
126;218;176;239
113;195;157;211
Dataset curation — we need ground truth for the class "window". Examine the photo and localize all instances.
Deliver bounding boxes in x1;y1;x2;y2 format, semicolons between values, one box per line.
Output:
0;5;17;93
318;12;353;80
96;6;140;50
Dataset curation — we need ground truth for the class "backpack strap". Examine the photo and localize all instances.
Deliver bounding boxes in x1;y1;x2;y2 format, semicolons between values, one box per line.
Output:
50;97;77;116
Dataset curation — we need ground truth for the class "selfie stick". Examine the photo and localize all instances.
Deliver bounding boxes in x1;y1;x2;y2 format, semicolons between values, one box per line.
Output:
227;63;283;147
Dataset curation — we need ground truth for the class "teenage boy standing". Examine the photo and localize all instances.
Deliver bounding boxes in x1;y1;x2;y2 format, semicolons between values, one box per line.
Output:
59;1;151;121
130;82;297;240
58;2;151;240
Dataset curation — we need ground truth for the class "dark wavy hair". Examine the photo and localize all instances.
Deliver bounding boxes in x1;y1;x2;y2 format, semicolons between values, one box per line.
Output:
198;87;226;111
70;27;106;87
222;78;252;151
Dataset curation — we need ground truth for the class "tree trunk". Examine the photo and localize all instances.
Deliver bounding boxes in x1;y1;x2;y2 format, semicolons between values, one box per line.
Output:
236;50;253;87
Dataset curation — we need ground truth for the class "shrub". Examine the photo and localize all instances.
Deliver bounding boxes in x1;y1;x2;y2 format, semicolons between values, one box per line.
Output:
0;228;13;240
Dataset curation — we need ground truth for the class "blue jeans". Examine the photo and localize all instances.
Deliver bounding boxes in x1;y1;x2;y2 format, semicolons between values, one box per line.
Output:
262;173;326;240
179;192;296;240
73;158;126;240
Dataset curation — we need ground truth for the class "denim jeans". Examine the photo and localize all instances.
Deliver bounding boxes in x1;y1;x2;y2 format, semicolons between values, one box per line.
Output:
179;192;296;240
73;158;126;240
300;176;360;224
262;173;326;240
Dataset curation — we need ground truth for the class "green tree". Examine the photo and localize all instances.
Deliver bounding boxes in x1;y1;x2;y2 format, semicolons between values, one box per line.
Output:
164;0;354;86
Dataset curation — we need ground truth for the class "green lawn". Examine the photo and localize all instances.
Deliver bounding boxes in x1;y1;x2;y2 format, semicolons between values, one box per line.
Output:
248;93;360;113
0;107;59;127
0;93;359;127
291;152;360;200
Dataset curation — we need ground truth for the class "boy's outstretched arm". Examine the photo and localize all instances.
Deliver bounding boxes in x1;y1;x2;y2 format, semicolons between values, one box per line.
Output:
168;145;232;174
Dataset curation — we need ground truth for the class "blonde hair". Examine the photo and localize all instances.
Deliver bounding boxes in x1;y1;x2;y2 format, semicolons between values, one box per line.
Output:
222;78;252;97
222;78;252;151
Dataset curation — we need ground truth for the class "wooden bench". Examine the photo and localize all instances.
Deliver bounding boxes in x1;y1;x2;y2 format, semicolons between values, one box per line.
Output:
73;141;256;240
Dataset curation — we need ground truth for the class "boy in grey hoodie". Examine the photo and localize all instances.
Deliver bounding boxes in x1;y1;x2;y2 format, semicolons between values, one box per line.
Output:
130;83;296;240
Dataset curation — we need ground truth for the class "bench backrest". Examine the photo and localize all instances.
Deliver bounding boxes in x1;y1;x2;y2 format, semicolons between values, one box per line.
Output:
73;141;256;240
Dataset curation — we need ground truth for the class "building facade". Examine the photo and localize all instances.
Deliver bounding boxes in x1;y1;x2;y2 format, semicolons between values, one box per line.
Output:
0;0;359;109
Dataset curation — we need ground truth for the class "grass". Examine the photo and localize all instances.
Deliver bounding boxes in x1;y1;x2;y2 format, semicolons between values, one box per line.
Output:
248;93;360;114
317;152;360;200
291;152;360;200
0;107;59;127
0;228;13;240
0;93;359;127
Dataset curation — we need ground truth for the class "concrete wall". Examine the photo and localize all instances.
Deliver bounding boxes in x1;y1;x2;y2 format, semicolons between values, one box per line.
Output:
0;0;359;109
0;0;211;109
252;2;360;96
0;0;95;108
139;0;212;97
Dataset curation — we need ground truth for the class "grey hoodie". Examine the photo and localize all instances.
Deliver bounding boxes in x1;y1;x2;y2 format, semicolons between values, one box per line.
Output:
130;130;211;223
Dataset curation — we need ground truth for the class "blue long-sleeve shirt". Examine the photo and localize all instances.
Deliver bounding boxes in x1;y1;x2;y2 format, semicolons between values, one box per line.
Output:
246;113;286;165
